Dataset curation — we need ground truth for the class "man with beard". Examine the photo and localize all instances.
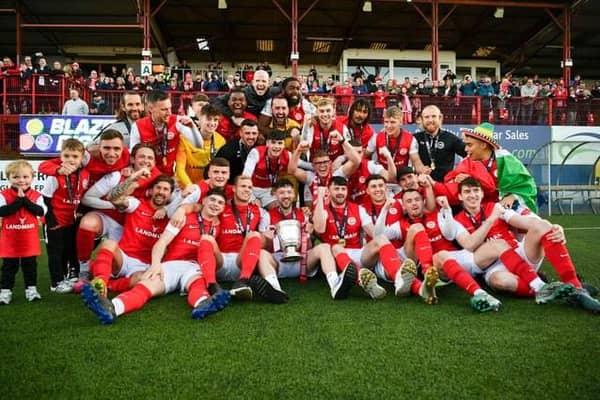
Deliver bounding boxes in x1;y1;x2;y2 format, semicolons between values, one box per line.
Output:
242;130;293;209
413;105;466;182
215;88;258;141
215;120;259;184
339;98;375;149
259;77;316;130
288;137;361;208
130;90;203;175
86;175;176;296
313;177;387;300
212;69;272;120
81;188;231;324
260;95;301;150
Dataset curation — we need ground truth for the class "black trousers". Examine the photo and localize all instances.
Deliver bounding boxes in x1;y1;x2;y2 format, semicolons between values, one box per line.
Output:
1;257;37;289
45;224;79;286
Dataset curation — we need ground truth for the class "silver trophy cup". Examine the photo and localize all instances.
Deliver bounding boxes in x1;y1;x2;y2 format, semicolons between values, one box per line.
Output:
276;220;303;262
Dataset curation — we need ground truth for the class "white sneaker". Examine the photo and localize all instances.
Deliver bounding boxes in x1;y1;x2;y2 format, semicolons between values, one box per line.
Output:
51;280;73;294
359;268;387;300
394;259;417;297
0;289;12;305
25;286;42;302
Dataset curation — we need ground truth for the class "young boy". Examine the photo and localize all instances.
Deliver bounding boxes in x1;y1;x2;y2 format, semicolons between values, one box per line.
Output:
0;160;47;304
41;139;90;293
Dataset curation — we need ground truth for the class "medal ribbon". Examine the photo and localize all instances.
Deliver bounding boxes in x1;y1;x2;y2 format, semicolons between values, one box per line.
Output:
329;203;348;240
197;213;215;236
231;200;252;237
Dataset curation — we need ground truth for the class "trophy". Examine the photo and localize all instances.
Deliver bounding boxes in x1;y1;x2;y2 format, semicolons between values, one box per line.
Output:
276;220;303;262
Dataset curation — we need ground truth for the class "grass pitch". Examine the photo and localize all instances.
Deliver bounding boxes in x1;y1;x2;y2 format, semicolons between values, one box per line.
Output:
1;215;599;399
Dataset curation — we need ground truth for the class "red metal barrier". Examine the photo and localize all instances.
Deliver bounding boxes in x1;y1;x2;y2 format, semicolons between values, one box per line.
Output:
2;74;600;157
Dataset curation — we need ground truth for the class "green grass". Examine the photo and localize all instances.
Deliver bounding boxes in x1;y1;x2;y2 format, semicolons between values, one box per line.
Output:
1;215;599;399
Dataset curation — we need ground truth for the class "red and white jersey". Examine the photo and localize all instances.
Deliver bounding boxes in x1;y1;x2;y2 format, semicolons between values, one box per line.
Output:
262;98;315;126
367;130;418;170
400;210;462;253
339;116;375;148
359;197;403;248
197;180;234;202
266;207;306;227
318;201;369;249
304;118;350;161
38;152;130;188
243;146;291;189
162;212;221;262
0;188;44;258
217;112;257;141
217;202;267;253
119;198;169;264
132;115;180;175
41;168;90;227
81;171;126;225
347;159;385;203
454;202;519;248
303;166;347;205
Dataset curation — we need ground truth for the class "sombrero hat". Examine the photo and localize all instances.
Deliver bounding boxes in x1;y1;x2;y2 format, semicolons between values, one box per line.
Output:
460;122;499;149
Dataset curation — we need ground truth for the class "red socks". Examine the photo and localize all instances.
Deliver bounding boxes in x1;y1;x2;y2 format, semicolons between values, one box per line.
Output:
107;277;131;293
187;277;210;308
414;231;434;271
77;227;97;262
514;278;535;297
91;248;114;286
541;232;582;288
499;249;539;285
380;244;401;279
334;252;354;273
197;239;216;284
411;278;422;295
442;259;480;295
115;284;152;314
240;236;262;279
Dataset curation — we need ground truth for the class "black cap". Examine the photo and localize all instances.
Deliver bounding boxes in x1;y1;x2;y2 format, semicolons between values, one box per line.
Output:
397;166;415;179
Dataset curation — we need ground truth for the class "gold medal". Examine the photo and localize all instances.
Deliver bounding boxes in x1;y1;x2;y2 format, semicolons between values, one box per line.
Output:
338;238;346;247
430;160;436;170
163;156;168;167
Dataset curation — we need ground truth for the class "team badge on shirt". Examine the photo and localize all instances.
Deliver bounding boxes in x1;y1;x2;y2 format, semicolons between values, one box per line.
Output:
426;221;436;229
399;148;408;155
348;217;357;226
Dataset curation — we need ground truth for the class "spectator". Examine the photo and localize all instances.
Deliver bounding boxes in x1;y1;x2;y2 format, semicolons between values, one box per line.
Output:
536;83;552;124
507;77;521;124
478;76;496;120
398;85;412;124
70;62;85;87
591;81;600;98
109;65;119;80
321;77;335;93
89;93;109;115
351;66;364;81
257;61;272;77
35;57;51;74
442;69;456;82
459;74;477;96
181;72;194;92
114;76;127;90
520;79;538;124
203;74;222;92
353;77;369;95
21;55;34;79
62;89;89;115
308;80;323;93
385;79;398;94
167;77;180;91
309;65;318;81
224;74;235;91
87;70;99;91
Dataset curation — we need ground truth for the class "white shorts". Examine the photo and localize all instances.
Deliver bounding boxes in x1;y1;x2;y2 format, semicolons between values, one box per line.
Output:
162;260;200;294
344;248;364;269
253;187;277;208
272;252;319;279
446;249;481;277
94;212;124;241
217;253;241;282
483;239;544;285
114;249;149;278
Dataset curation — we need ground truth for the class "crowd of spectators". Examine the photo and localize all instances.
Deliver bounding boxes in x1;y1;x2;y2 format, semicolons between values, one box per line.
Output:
2;53;600;124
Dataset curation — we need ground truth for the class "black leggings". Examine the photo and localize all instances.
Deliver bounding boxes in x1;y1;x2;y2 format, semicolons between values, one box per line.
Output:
1;257;37;290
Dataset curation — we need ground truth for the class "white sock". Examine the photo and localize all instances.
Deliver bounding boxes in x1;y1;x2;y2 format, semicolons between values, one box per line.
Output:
473;288;486;297
326;272;339;289
264;274;282;291
530;277;545;292
112;298;125;316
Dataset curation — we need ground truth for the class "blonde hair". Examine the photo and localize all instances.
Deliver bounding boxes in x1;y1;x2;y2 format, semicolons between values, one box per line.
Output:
61;138;85;153
5;160;34;178
316;97;334;108
384;106;402;119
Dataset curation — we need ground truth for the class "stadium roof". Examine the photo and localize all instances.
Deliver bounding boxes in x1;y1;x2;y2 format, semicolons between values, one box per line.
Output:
1;0;599;78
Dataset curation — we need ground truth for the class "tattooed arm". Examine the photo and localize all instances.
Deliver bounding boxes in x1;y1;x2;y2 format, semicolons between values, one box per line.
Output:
108;168;150;203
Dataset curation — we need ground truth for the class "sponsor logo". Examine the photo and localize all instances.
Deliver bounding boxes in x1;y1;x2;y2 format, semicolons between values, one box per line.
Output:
5;223;36;230
134;227;161;239
399;148;408;155
389;207;398;215
347;217;357;226
222;228;242;235
183;238;200;246
426;221;436;229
